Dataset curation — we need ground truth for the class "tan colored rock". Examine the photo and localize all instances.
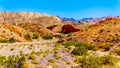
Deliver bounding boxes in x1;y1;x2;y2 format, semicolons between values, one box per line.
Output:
52;25;63;33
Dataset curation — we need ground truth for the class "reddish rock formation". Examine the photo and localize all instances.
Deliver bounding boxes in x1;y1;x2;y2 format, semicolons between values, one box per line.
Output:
61;24;80;34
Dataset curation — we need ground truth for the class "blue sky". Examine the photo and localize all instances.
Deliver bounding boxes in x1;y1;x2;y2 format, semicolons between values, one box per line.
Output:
0;0;120;19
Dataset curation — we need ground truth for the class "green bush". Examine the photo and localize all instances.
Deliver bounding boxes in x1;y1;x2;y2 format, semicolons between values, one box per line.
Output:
9;37;16;43
0;37;16;43
102;44;111;51
24;34;32;41
112;47;120;56
72;46;88;56
6;55;26;68
0;55;26;68
71;42;97;55
42;34;53;40
62;40;75;48
76;55;119;68
32;34;39;39
75;42;96;50
0;39;8;43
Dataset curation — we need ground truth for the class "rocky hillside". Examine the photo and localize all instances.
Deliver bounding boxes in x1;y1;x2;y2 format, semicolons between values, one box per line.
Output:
70;18;120;48
0;12;64;42
0;12;62;28
0;24;26;42
0;12;61;23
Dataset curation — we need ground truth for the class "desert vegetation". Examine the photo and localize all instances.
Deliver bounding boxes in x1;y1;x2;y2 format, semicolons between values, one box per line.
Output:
0;12;120;68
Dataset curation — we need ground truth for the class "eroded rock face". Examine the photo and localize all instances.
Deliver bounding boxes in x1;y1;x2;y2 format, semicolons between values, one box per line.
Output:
61;24;80;34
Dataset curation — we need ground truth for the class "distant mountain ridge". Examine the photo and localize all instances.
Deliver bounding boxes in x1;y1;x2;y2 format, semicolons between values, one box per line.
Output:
57;16;79;22
58;16;120;23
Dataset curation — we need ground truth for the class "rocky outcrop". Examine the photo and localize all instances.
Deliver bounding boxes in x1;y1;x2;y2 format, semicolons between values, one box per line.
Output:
61;24;80;34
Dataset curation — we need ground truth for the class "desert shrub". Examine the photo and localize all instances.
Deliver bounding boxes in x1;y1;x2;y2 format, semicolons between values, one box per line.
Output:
0;55;6;66
102;44;111;51
5;55;26;68
75;42;90;47
72;42;97;55
10;48;15;51
99;28;104;33
3;31;6;33
28;54;36;60
75;42;97;51
32;34;39;39
48;58;55;63
112;47;120;56
24;34;32;41
0;55;26;68
9;37;16;43
71;45;88;56
42;34;53;40
31;60;38;64
67;33;72;37
55;34;63;38
87;44;97;51
0;39;8;43
62;40;75;48
76;55;119;68
0;37;16;43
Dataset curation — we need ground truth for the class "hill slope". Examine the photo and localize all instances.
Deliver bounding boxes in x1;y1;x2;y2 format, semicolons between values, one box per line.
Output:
0;24;26;42
71;18;120;47
0;12;63;42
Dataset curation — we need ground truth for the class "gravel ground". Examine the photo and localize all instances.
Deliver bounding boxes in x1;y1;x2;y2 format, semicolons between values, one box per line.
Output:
0;39;77;68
